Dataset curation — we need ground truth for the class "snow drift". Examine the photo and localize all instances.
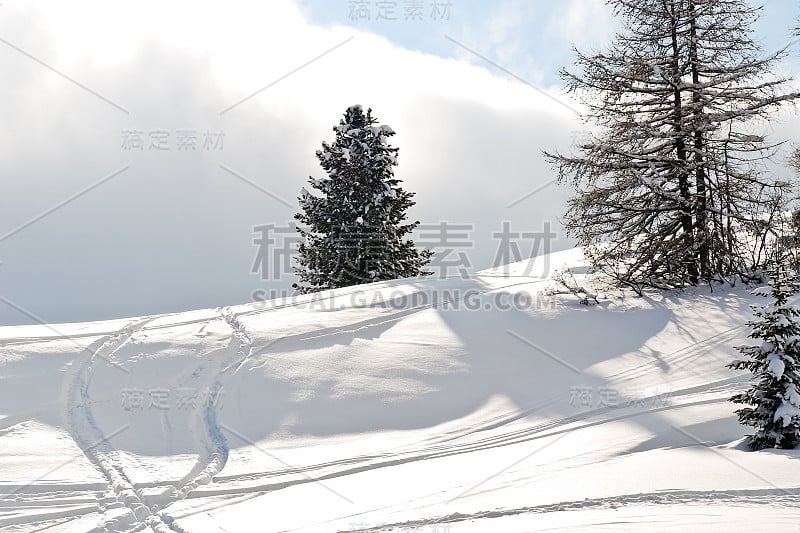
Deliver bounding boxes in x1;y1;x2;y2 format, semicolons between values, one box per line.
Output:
2;249;800;532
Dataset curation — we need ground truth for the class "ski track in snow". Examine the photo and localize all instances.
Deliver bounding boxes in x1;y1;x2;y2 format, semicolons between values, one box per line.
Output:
334;486;800;532
62;316;187;533
173;305;255;497
102;307;258;532
4;288;401;531
53;306;258;532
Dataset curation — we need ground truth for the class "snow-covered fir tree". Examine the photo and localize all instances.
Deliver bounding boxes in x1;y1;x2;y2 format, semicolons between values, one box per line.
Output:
728;261;800;449
293;105;432;294
545;0;799;292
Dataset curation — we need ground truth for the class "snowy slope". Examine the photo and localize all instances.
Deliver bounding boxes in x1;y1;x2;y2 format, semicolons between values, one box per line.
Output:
2;248;800;532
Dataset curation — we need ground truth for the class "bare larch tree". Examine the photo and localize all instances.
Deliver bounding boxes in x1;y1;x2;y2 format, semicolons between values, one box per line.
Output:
546;0;799;293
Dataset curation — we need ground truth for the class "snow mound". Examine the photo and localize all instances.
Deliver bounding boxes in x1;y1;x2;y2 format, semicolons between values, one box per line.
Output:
2;249;798;532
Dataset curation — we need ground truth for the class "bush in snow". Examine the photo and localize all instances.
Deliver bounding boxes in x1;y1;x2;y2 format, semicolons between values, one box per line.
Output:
728;262;800;449
293;105;432;294
545;268;599;305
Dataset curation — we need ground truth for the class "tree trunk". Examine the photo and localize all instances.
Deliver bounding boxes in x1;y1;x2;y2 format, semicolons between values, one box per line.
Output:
670;0;699;284
689;0;710;280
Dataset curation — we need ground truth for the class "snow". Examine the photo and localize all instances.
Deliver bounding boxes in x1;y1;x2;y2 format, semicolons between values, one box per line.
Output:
767;352;785;379
2;247;800;532
774;400;800;428
785;383;800;406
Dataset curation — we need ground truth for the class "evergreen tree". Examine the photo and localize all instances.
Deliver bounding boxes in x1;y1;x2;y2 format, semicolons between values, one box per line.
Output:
545;0;799;292
293;105;432;294
728;261;800;449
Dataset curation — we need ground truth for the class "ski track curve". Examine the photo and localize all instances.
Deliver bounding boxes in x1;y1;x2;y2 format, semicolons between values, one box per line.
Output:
166;306;254;502
62;317;186;533
39;305;258;532
106;307;256;531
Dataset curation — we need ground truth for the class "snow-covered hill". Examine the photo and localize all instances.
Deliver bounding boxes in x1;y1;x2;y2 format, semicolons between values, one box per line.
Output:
2;249;800;532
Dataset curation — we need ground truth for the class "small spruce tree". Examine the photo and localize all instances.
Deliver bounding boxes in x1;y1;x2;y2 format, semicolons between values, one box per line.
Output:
728;261;800;449
293;105;432;294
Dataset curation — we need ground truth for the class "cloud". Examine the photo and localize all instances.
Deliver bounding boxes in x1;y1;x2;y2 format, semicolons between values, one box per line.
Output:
0;0;585;325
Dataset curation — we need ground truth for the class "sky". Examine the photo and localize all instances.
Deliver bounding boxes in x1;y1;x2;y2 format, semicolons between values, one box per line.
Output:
0;0;798;326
